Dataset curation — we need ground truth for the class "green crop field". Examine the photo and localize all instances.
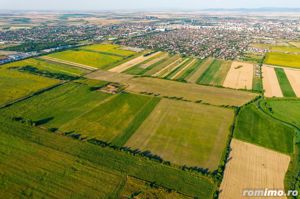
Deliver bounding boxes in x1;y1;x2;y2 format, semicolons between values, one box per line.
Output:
126;99;234;170
48;49;124;69
274;68;296;97
79;44;136;57
2;80;159;144
145;54;181;75
0;64;60;106
234;103;295;154
0;115;214;198
262;99;300;128
197;59;231;86
4;58;88;76
176;59;204;81
265;52;300;68
124;52;169;75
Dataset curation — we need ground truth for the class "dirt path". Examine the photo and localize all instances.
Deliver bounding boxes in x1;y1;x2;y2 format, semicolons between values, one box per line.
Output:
223;61;254;89
262;65;283;97
284;68;300;97
41;56;98;71
220;139;290;199
187;57;214;83
109;52;161;73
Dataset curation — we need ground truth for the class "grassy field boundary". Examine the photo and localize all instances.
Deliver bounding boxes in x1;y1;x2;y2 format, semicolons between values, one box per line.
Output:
274;68;296;97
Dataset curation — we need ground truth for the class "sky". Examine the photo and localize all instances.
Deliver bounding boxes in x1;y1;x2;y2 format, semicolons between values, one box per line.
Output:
1;0;300;11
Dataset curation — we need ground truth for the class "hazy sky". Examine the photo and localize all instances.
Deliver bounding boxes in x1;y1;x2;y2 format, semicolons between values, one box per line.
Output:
1;0;300;10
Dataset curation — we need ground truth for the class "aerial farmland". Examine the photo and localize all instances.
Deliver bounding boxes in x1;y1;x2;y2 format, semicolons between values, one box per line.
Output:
1;9;300;199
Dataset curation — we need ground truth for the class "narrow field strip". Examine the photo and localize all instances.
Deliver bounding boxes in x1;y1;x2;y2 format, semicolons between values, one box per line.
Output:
144;55;180;76
187;58;214;83
197;59;221;85
284;68;300;97
164;58;191;79
220;139;290;199
153;57;182;77
223;61;254;89
262;66;283;97
172;59;197;80
140;53;169;69
109;52;161;73
177;59;204;81
41;56;98;71
274;68;296;97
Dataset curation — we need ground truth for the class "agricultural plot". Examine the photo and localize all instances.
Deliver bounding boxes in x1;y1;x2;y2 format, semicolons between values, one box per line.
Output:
274;68;296;97
265;52;300;69
223;61;254;90
175;59;204;81
197;59;232;86
187;58;214;83
220;139;290;199
126;99;234;170
124;52;169;75
0;123;125;199
152;57;183;77
86;70;258;106
0;115;215;198
79;43;136;57
262;66;283;97
144;54;181;76
0;64;60;106
284;68;300;97
109;52;161;73
120;176;191;199
127;77;258;107
1;80;159;144
234;103;294;154
263;99;300;129
5;58;88;76
47;49;124;69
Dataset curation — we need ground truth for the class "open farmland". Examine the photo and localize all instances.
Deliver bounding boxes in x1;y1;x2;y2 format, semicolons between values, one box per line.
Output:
119;176;191;199
109;51;161;73
0;115;214;198
274;67;296;97
223;61;254;90
46;50;123;69
0;63;60;106
1;80;159;144
45;44;137;70
5;58;88;76
86;70;258;106
124;52;169;75
187;58;214;83
197;59;232;86
219;139;290;199
234;103;294;154
126;99;234;170
265;52;300;68
144;54;181;76
79;43;136;57
262;65;283;97
284;68;300;97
